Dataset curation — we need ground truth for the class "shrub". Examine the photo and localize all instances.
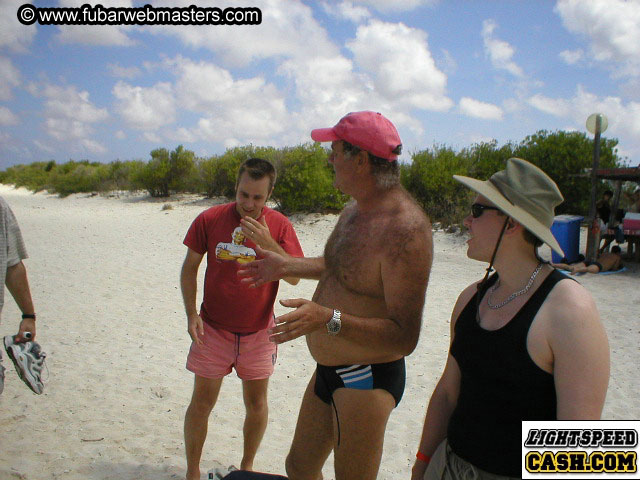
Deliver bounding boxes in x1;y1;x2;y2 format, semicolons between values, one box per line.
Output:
401;145;472;225
197;145;282;198
273;143;347;213
131;146;197;197
131;148;171;197
104;160;145;191
0;130;627;217
0;162;52;192
204;152;243;198
514;130;620;215
48;161;108;196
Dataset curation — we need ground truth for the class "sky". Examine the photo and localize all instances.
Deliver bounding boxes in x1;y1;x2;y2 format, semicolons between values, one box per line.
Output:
1;0;640;171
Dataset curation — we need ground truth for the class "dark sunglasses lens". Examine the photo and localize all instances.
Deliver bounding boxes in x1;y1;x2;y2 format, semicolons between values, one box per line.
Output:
472;204;481;218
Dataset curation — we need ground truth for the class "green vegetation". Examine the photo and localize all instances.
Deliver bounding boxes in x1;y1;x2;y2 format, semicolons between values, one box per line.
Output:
273;144;348;213
0;130;626;224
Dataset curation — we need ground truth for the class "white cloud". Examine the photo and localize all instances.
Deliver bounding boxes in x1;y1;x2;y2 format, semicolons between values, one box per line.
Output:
34;140;56;154
555;0;640;77
137;1;449;149
149;0;337;68
528;94;571;117
172;127;197;143
0;56;21;101
459;97;503;120
482;19;524;78
502;98;522;114
55;0;135;46
439;49;458;75
528;86;640;144
112;81;176;131
322;1;371;23
107;63;142;79
559;49;584;65
142;131;162;144
0;0;37;53
115;130;126;140
41;84;109;153
468;134;497;146
0;106;19;126
278;55;365;123
169;57;289;143
81;139;107;154
347;20;452;111
352;0;438;12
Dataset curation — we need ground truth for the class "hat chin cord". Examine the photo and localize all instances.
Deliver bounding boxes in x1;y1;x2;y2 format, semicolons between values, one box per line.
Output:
475;216;510;323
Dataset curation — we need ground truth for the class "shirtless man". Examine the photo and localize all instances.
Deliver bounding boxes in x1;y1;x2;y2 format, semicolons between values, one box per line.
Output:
239;111;433;480
553;245;623;274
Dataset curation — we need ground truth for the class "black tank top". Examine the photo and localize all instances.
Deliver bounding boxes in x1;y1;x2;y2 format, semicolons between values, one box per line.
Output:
448;269;569;477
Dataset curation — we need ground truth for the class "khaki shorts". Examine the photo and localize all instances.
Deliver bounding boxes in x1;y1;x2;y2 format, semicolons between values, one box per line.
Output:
424;440;520;480
186;318;277;381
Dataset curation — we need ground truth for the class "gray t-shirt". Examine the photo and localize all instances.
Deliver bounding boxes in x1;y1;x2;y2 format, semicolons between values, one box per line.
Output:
1;196;28;318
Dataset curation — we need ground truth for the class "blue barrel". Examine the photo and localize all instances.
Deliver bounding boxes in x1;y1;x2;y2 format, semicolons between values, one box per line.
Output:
550;215;584;263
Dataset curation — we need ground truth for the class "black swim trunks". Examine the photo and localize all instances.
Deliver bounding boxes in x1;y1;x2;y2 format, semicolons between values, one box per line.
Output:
314;358;406;407
585;260;603;272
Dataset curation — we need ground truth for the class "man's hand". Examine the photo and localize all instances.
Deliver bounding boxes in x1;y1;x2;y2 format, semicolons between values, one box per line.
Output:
16;317;36;343
268;299;332;344
237;245;287;287
241;216;278;251
187;313;205;346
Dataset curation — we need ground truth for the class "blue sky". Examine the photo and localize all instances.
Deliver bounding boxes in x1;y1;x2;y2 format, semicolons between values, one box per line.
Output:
1;0;640;170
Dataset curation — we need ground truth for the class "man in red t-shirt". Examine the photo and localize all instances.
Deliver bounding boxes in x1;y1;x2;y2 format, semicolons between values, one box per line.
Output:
181;158;303;479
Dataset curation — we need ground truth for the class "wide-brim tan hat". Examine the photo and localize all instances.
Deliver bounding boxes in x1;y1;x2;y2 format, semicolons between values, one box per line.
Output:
454;157;565;256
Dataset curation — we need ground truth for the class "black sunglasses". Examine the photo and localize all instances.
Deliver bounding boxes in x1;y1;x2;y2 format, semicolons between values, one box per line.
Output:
471;203;501;218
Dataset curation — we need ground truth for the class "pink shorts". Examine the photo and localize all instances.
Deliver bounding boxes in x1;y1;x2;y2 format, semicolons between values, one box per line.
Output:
186;318;277;381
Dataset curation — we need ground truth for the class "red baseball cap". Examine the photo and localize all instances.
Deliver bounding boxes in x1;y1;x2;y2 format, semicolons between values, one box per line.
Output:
310;111;402;161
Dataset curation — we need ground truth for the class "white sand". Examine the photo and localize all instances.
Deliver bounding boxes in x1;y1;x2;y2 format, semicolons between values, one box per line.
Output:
0;184;638;480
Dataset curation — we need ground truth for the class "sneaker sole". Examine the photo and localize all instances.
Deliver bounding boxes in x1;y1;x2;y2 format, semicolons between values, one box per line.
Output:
4;343;43;394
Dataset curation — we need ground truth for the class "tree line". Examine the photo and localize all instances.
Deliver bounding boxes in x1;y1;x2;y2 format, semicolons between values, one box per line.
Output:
0;130;625;225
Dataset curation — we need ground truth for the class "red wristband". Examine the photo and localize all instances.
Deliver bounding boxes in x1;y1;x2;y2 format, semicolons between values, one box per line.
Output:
416;451;431;464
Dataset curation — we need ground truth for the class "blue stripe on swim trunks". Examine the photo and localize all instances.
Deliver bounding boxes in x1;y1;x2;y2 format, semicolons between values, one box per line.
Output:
336;365;373;390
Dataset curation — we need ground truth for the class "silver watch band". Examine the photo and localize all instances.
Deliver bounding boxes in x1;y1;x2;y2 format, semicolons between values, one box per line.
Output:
326;309;341;335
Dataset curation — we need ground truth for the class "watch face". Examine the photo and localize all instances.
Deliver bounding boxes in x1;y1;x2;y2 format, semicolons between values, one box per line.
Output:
328;320;340;333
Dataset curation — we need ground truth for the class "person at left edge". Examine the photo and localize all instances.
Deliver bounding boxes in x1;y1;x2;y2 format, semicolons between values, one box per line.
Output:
181;158;303;480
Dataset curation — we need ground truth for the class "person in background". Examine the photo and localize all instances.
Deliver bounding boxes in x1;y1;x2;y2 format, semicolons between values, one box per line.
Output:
553;246;623;274
1;195;45;395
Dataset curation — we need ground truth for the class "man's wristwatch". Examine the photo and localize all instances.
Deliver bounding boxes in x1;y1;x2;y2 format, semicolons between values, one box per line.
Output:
326;309;341;336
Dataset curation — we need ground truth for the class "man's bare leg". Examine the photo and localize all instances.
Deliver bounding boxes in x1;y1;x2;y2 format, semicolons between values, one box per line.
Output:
241;378;270;471
184;375;224;480
331;388;395;480
570;263;600;275
286;372;334;480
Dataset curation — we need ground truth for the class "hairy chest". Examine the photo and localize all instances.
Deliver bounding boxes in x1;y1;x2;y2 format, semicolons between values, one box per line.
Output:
324;211;387;297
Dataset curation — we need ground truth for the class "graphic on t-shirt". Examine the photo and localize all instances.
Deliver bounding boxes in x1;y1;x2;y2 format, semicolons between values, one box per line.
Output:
215;227;256;264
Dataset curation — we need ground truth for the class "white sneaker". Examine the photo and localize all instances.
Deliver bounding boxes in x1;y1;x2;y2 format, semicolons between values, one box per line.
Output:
207;465;238;479
3;335;46;394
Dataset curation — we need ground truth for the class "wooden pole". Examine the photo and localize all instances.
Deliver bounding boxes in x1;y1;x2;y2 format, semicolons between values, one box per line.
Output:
585;115;602;262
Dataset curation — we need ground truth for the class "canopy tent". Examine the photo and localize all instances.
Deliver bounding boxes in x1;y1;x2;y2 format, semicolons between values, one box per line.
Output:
594;165;640;261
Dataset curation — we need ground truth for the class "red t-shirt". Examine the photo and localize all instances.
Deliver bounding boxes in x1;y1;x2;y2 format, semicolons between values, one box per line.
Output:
184;202;304;333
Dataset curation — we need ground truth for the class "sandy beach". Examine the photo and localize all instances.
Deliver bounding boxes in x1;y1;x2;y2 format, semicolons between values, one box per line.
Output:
0;184;638;480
